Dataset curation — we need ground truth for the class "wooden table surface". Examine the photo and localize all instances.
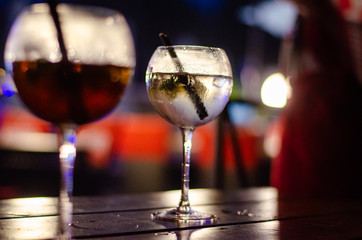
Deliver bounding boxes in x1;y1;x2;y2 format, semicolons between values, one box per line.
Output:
1;187;362;239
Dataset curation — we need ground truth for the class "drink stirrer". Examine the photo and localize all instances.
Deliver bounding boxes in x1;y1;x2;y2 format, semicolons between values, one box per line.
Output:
46;0;69;64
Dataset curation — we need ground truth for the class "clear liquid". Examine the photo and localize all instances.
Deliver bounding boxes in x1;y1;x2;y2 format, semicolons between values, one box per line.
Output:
147;72;232;129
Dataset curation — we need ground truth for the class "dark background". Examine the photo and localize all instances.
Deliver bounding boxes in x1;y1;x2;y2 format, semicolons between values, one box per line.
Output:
0;0;285;198
0;0;282;88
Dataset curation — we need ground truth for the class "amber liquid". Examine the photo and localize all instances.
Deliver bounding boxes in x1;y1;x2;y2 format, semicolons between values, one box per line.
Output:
12;60;132;125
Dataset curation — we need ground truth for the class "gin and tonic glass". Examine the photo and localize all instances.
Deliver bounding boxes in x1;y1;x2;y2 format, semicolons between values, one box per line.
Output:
146;45;233;222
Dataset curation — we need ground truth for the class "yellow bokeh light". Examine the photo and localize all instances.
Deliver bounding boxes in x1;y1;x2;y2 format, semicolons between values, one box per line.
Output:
260;73;291;108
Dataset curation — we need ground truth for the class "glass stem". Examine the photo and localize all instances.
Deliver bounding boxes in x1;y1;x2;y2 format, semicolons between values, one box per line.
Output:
177;128;194;214
57;123;77;239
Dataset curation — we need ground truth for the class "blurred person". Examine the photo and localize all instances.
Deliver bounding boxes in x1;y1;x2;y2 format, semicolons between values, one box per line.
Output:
270;0;362;197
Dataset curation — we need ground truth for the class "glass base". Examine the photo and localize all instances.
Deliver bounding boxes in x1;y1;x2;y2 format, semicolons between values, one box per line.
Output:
151;209;217;223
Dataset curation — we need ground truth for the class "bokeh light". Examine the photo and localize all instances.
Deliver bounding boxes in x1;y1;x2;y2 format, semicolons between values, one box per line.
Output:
238;0;297;38
260;72;291;108
0;68;16;97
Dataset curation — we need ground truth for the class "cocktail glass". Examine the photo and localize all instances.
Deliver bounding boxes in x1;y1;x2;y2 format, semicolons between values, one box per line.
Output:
4;3;135;239
146;45;233;222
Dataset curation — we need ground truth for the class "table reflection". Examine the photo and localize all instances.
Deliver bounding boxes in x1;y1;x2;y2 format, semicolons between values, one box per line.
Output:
152;220;211;240
0;215;56;239
0;197;57;239
1;197;57;217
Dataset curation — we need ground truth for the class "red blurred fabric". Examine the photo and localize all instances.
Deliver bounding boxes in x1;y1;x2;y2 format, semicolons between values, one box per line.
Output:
270;0;362;197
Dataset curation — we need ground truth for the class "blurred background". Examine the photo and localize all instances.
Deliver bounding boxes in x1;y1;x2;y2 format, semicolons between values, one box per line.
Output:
0;0;359;199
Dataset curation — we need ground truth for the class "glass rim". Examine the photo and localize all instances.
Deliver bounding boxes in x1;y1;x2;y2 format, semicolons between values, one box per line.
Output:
5;2;135;68
156;45;225;52
28;2;122;13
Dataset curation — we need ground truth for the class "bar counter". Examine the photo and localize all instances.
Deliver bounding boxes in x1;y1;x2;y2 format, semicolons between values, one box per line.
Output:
1;187;362;239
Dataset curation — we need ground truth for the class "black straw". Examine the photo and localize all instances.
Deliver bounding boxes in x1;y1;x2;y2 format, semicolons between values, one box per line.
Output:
159;33;208;120
159;33;183;72
159;33;177;59
47;0;69;63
